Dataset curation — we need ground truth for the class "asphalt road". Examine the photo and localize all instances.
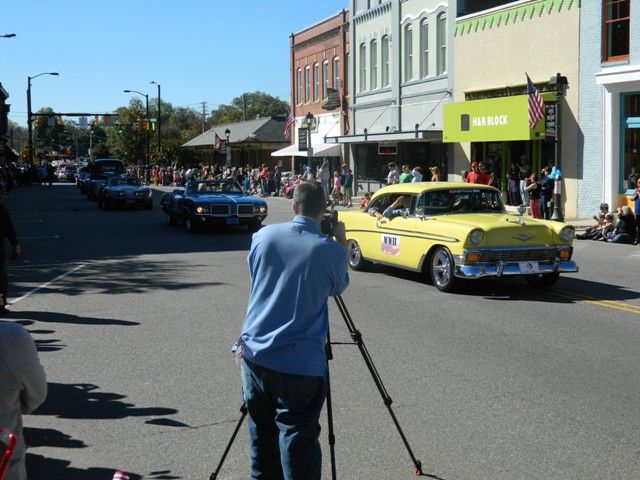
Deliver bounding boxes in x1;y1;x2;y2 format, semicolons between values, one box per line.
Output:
4;183;640;480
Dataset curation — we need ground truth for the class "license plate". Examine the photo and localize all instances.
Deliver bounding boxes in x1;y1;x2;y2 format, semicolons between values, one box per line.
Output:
226;217;239;225
518;261;539;274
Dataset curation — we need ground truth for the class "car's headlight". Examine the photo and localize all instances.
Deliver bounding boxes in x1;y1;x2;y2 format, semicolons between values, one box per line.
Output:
196;206;206;214
559;226;575;242
254;205;267;214
468;229;484;245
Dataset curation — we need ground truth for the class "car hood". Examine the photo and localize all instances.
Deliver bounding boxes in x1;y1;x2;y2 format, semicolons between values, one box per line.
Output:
428;213;559;246
187;193;265;205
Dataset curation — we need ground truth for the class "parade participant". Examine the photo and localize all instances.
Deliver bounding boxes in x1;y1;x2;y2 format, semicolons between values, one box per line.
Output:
0;321;47;480
233;181;349;480
0;183;20;315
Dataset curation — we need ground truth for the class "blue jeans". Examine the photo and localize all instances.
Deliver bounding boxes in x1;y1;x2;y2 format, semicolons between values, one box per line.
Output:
241;359;327;480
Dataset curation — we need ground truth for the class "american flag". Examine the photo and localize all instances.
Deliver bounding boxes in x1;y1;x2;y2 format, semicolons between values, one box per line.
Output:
526;74;545;129
213;133;222;151
284;112;294;140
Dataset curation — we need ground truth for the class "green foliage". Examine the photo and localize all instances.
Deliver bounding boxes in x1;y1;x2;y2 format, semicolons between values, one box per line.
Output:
209;91;289;125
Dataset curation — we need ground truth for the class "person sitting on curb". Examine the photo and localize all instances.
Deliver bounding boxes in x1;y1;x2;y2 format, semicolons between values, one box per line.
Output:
608;206;637;244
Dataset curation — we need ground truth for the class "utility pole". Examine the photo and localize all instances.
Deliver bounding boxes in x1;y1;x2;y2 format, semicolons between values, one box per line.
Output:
201;101;207;133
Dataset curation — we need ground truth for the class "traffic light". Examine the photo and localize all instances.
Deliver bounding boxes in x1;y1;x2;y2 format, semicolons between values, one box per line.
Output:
34;116;44;128
143;120;150;131
135;118;144;131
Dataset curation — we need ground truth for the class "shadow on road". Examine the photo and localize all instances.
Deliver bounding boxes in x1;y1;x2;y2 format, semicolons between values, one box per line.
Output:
24;427;86;448
6;310;139;326
33;382;178;420
26;454;142;480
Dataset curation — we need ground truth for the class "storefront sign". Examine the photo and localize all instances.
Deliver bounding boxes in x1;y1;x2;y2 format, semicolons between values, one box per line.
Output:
378;141;397;156
443;93;554;143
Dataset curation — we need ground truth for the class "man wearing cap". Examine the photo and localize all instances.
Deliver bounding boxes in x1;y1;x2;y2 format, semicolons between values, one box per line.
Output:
0;183;20;314
466;162;491;185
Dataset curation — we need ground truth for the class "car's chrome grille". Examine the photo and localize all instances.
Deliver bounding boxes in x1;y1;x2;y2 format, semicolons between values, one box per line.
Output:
237;204;253;216
210;205;230;215
479;248;559;263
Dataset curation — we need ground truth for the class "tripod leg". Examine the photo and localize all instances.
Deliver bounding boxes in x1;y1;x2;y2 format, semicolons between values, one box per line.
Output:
210;403;248;480
333;295;424;476
325;327;338;480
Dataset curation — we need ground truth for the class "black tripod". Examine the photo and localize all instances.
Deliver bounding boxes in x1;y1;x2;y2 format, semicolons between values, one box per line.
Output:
210;294;424;479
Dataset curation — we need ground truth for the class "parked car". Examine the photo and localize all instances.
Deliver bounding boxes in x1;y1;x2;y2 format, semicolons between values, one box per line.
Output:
161;179;267;232
87;158;125;200
98;176;152;210
337;182;578;292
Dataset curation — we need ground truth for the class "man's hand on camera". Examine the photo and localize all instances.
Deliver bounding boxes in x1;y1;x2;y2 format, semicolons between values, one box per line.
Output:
332;221;347;247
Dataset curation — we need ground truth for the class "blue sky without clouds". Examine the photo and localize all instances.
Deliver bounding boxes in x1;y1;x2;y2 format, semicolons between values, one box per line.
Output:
2;0;348;126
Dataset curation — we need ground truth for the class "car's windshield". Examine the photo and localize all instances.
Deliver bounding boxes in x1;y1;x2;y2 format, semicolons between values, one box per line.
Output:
108;177;140;186
187;180;243;194
417;188;505;215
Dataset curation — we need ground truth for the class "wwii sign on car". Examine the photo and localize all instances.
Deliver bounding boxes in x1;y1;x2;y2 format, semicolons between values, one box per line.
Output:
337;182;577;292
161;179;268;232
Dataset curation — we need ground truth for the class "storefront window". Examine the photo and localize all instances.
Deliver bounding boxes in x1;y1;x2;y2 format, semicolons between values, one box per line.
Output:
621;93;640;192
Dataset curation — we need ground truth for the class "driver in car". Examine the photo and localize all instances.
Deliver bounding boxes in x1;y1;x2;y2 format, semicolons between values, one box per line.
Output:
370;195;410;220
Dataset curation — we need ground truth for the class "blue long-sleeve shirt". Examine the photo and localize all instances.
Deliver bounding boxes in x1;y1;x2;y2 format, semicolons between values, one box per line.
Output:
237;216;349;376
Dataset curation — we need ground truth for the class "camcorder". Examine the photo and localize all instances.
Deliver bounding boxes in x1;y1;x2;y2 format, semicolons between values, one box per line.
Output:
320;202;339;237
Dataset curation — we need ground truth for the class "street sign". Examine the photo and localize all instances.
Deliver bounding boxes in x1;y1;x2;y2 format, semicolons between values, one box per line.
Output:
545;103;556;138
298;128;310;152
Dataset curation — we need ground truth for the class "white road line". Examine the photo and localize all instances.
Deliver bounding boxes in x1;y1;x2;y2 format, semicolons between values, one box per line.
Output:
20;235;61;240
8;264;86;305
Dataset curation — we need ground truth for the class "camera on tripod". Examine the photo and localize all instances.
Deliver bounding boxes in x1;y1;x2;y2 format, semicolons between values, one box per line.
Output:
320;202;339;237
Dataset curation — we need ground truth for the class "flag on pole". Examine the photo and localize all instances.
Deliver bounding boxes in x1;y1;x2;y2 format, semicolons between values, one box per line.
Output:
113;471;130;480
284;112;294;140
526;74;545;129
213;133;222;151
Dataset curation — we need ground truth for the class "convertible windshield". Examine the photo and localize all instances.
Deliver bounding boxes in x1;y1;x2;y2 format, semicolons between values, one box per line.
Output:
108;177;140;186
187;180;243;194
418;188;505;215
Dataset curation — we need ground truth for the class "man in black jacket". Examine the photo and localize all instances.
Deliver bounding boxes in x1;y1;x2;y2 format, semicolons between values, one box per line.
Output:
0;183;20;314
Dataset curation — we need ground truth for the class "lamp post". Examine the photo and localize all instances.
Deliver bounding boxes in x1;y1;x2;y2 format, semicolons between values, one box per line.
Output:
27;72;59;168
123;89;150;166
549;73;568;222
224;128;231;169
303;112;315;179
151;81;161;160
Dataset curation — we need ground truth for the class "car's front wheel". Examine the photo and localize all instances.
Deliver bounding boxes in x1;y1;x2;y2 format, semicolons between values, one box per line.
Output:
185;211;199;233
525;272;559;288
430;247;457;292
347;239;371;271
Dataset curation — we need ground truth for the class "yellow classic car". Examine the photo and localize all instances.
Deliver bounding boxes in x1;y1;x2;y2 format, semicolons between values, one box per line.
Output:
337;182;578;292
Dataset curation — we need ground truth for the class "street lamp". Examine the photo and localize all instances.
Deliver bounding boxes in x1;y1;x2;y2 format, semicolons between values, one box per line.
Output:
123;89;150;167
151;80;161;160
27;71;59;168
549;72;568;222
302;112;315;178
224;128;231;169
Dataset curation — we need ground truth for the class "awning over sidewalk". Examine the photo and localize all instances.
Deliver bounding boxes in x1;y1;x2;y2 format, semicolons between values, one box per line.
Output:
271;143;341;157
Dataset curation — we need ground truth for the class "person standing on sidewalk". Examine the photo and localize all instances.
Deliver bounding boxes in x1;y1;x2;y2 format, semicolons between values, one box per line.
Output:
0;183;20;315
233;181;349;480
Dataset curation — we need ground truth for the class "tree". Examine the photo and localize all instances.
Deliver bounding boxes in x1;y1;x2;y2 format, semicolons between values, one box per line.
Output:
209;91;289;125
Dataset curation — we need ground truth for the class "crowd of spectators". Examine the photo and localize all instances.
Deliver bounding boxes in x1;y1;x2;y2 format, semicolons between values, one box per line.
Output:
576;198;639;245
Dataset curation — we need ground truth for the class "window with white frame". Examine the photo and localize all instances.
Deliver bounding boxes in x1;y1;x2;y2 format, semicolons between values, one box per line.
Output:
313;63;319;101
381;35;390;87
322;61;329;99
436;12;447;75
420;19;429;78
370;39;378;90
333;57;340;90
404;24;413;82
296;68;302;105
359;43;367;92
305;66;310;102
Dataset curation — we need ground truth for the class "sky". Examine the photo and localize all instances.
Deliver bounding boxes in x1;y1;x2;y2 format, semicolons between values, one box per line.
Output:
2;0;348;127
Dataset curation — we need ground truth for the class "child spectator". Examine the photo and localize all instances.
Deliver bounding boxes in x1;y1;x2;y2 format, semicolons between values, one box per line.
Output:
359;192;372;209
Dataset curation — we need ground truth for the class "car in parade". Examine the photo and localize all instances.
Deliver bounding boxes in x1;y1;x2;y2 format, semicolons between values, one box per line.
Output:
97;176;153;210
76;166;92;193
87;158;126;200
337;182;578;292
160;179;268;232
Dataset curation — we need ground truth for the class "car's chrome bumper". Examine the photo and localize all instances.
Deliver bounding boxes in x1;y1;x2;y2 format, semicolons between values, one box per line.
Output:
454;259;578;279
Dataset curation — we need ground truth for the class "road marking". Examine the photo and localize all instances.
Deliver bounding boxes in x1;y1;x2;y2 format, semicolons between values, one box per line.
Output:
8;264;86;305
552;289;640;316
20;235;61;240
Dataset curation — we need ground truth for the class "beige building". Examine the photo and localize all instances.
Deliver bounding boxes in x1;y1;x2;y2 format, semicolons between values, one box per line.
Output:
446;0;580;219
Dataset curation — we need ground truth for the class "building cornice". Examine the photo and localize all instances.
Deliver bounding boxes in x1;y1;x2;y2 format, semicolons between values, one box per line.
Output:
353;1;392;25
455;0;580;37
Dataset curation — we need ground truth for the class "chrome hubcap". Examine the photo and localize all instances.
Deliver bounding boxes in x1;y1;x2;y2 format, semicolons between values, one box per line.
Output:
432;250;451;287
348;241;361;266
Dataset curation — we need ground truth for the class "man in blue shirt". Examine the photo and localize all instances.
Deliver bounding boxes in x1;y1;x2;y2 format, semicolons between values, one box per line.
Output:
235;181;349;480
